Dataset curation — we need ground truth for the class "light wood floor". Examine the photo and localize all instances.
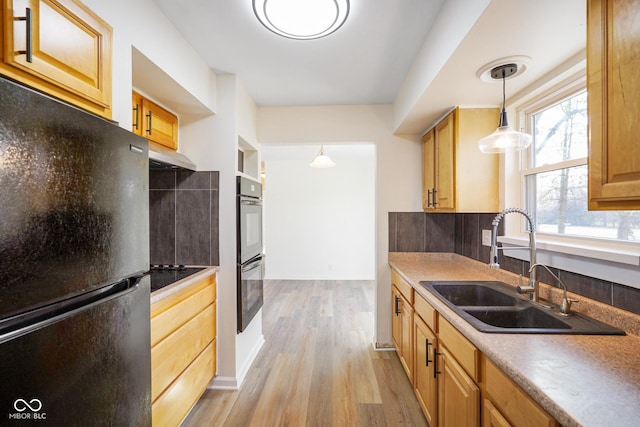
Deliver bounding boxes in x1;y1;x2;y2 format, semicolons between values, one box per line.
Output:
182;279;428;427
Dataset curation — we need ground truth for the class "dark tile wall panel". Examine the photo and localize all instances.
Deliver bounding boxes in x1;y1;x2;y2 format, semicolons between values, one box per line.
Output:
211;188;220;266
149;190;175;264
559;270;613;305
388;212;397;252
425;214;455;252
177;170;212;190
149;170;176;190
176;190;211;265
454;214;464;255
613;284;640;315
396;212;425;252
461;214;480;260
150;170;219;266
389;211;640;316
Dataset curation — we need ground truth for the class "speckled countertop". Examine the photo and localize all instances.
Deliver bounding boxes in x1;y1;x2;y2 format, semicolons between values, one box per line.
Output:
389;252;640;427
150;266;218;304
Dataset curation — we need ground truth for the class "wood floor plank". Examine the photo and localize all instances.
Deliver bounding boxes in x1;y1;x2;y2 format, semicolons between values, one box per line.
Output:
182;279;427;427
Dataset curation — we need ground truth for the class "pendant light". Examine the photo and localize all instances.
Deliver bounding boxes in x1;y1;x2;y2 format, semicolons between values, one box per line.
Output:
253;0;350;40
310;145;336;168
478;63;532;154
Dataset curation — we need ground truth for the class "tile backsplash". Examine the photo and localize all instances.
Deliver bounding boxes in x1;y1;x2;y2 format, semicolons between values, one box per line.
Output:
389;212;640;316
150;170;219;266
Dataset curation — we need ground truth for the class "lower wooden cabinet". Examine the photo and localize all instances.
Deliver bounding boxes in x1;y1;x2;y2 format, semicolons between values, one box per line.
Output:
150;272;217;427
392;284;413;380
391;267;559;427
437;344;480;427
482;357;558;427
483;399;512;427
414;314;437;426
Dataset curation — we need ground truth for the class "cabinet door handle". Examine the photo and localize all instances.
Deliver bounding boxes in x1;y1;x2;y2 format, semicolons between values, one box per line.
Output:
433;348;442;378
133;104;140;130
425;339;433;366
146;111;153;135
432;188;438;207
427;189;432;208
394;296;400;316
16;8;33;63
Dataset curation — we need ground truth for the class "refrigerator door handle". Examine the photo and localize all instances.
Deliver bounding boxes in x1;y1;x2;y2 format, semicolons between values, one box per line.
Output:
0;276;142;344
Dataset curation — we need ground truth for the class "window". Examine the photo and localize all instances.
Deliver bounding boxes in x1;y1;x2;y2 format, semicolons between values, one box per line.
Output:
522;88;640;242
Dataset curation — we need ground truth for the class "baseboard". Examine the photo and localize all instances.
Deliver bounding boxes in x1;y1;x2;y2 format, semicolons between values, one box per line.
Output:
373;341;396;351
208;334;265;391
209;376;240;390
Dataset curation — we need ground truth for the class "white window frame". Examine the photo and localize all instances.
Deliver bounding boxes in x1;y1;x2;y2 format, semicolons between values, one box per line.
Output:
499;55;640;289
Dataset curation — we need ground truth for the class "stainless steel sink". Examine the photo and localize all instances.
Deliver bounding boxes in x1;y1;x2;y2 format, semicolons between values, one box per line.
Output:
420;280;625;335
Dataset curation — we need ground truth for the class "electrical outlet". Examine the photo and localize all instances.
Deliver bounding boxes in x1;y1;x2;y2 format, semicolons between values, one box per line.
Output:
482;229;492;246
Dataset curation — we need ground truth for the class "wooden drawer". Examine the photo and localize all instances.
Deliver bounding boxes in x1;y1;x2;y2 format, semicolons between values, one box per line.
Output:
414;292;437;332
391;268;414;304
483;357;558;427
438;316;478;382
152;341;215;427
151;274;216;347
151;303;215;401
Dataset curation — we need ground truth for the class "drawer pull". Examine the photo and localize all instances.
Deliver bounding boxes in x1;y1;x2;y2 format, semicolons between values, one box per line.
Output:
434;348;442;378
394;296;400;316
146;111;153;135
133;104;140;130
16;8;33;63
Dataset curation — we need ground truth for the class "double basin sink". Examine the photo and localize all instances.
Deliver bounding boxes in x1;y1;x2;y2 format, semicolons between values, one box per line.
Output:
419;280;624;335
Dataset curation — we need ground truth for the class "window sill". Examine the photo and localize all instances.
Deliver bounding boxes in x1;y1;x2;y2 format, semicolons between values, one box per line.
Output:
498;235;640;289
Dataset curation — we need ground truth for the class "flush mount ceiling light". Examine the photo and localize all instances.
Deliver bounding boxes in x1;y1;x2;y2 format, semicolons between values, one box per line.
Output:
253;0;350;40
310;145;336;168
478;63;533;154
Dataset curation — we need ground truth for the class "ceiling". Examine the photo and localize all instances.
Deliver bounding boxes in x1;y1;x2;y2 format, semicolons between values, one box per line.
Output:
151;0;586;135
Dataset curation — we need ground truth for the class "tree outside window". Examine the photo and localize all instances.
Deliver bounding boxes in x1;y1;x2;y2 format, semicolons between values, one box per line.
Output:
524;90;640;241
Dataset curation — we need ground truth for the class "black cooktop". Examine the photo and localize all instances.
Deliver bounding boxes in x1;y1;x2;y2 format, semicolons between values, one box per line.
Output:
148;265;206;292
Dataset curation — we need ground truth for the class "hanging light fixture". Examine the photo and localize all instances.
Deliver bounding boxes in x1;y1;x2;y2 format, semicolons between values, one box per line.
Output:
310;145;336;168
478;63;532;154
253;0;350;40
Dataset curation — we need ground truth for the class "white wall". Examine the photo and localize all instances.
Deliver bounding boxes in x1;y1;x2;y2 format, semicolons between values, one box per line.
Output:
257;105;422;348
181;75;264;389
262;145;375;280
81;0;262;389
82;0;214;127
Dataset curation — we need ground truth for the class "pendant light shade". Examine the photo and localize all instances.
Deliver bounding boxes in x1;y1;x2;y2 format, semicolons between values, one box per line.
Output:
253;0;350;40
310;145;336;168
478;64;532;154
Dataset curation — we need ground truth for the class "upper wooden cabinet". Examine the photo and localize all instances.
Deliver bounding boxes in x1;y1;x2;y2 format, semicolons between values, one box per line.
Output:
422;107;500;212
587;0;640;210
132;90;178;150
1;0;112;118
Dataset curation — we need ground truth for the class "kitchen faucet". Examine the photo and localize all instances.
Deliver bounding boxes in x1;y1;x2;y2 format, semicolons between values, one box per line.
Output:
528;263;578;315
488;208;539;302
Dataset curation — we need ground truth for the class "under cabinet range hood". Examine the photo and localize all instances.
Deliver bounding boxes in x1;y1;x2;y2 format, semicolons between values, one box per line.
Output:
148;144;196;171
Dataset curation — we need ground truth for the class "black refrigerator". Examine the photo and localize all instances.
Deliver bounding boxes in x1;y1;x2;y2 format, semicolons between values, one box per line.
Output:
0;77;151;425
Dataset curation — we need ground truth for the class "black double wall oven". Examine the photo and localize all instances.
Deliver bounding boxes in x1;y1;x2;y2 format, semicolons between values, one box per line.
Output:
237;176;264;333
